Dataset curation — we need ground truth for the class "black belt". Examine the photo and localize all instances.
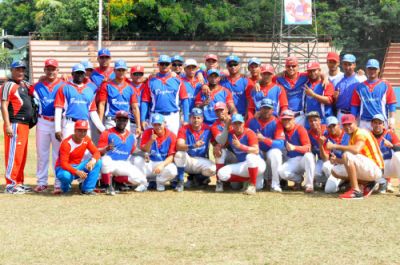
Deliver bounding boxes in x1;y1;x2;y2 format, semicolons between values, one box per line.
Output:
154;111;177;116
65;117;79;122
339;109;351;114
294;111;303;118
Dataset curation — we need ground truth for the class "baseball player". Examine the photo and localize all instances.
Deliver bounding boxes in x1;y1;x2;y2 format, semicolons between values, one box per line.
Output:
217;114;266;195
98;111;147;195
247;57;261;84
174;108;215;192
32;59;65;193
181;59;203;111
246;98;285;192
196;54;219;83
81;60;94;77
278;109;315;193
140;55;189;135
54;64;105;140
171;55;184;77
133;114;178;191
247;64;288;119
370;114;400;193
1;61;33;194
97;59;141;135
55;120;102;195
195;69;236;125
326;114;384;199
351;59;397;130
326;52;344;87
90;48;115;88
129;65;146;133
334;54;360;121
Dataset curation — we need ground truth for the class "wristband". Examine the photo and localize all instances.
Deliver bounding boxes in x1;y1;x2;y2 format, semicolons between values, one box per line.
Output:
188;144;196;150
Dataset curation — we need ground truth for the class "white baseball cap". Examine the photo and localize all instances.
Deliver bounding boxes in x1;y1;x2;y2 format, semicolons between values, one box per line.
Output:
184;59;198;68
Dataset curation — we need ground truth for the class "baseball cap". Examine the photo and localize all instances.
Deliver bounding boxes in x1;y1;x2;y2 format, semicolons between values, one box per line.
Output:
207;69;220;76
326;52;340;62
45;59;59;68
114;59;128;70
248;57;261;66
372;114;385;122
306;61;320;71
184;59;198;68
172;55;184;63
366;59;380;69
10;60;26;69
81;60;94;70
280;109;295;119
260;98;274;109
326;116;339;126
306;111;320;118
98;48;111;57
151;113;164;124
231;114;244;123
72;63;85;73
214;102;227;110
74;120;89;130
158;55;171;64
115;110;129;119
205;54;218;61
225;55;240;64
190;108;203;117
285;56;298;66
130;65;144;74
342;54;356;63
260;64;275;74
341;114;356;125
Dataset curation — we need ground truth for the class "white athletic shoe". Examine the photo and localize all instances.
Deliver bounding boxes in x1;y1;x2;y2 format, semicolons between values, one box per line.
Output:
215;181;224;192
243;184;256;195
135;184;147;192
175;181;184;192
387;183;395;193
156;182;165;192
106;185;116;196
271;186;282;193
5;185;25;195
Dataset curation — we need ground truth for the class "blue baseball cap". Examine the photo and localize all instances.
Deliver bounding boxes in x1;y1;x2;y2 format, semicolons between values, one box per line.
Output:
366;59;380;69
342;54;356;63
372;114;385;122
190;108;203;117
72;63;85;73
226;55;240;64
80;60;94;70
231;114;244;123
248;57;261;66
172;55;184;63
260;98;274;109
10;60;26;69
158;55;171;64
114;59;128;70
98;48;111;57
151;114;164;124
326;116;339;126
207;69;220;76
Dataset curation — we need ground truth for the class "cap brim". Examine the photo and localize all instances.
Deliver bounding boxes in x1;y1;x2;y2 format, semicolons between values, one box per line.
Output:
281;115;294;119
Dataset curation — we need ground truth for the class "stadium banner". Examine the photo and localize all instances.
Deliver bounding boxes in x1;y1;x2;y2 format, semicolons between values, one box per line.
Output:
284;0;312;25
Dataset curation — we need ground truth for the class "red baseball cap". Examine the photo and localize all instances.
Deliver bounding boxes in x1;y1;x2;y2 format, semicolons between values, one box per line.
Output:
115;110;129;119
75;120;89;130
280;109;295;119
306;61;320;71
326;52;340;62
260;64;275;74
341;114;356;125
285;56;298;66
130;65;144;74
205;54;218;61
45;59;59;68
214;102;227;110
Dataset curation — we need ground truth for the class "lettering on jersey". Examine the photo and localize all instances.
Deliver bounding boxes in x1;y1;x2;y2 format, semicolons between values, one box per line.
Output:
70;97;88;104
111;99;129;106
42;97;54;104
155;89;175;95
111;149;129;156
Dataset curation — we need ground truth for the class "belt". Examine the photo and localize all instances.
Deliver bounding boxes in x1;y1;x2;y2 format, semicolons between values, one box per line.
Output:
339;109;351;114
294;111;304;118
39;114;55;122
154;111;177;116
65;116;79;122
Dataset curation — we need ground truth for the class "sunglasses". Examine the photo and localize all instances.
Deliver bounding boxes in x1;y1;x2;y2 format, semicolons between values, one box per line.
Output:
132;72;144;77
116;68;126;72
172;63;183;67
228;63;239;67
286;65;297;68
159;62;170;66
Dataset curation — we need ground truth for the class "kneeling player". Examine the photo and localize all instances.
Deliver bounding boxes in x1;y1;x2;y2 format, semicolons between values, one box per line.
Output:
98;111;147;195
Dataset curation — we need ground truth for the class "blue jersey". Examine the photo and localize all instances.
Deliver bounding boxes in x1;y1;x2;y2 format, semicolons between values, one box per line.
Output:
220;76;249;116
304;80;334;123
181;77;202;111
335;74;359;112
375;130;400;160
98;128;136;161
177;124;212;157
54;82;97;120
227;128;259;162
326;131;350;159
141;128;176;161
33;78;65;117
246;117;285;152
91;67;115;88
284;124;311;158
248;82;288;117
98;80;136;118
307;125;327;159
130;82;146;121
276;74;308;112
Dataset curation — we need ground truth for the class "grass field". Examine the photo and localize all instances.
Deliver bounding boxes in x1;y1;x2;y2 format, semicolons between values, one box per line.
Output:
0;119;400;265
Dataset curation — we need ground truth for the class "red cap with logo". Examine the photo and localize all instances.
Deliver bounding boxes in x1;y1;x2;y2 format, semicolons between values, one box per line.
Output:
205;54;218;61
130;65;144;74
341;114;356;125
326;52;340;62
45;59;59;68
285;56;298;66
280;109;295;119
75;120;89;130
306;61;321;71
214;102;227;110
260;64;275;74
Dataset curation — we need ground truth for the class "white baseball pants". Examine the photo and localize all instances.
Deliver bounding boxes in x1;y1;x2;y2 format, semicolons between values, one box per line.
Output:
264;148;283;189
174;151;216;176
132;156;177;184
150;112;180;135
101;155;147;185
383;152;400;178
62;118;92;139
278;152;316;188
214;148;238;165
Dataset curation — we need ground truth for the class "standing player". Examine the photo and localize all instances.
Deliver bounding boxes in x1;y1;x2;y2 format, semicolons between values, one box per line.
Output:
140;55;189;135
55;120;102;195
247;57;261;84
278;110;315;193
98;111;148;195
246;98;285;192
32;59;65;193
351;59;397;130
81;60;94;77
326;52;343;87
181;59;203;111
130;65;146;133
91;48;115;88
217;114;266;195
196;54;219;82
171;55;184;77
1;61;33;194
133;114;178;191
326;114;384;199
174;108;215;192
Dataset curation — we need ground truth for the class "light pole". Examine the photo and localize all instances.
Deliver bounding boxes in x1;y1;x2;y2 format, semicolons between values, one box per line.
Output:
98;0;103;50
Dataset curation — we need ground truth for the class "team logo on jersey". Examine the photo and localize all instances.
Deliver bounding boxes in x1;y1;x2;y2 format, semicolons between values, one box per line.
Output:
70;97;88;104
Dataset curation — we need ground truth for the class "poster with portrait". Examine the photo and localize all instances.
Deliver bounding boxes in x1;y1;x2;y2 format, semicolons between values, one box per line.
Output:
284;0;312;25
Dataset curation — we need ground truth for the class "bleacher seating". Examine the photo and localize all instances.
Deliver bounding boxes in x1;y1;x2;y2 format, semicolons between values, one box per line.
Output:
382;43;400;87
